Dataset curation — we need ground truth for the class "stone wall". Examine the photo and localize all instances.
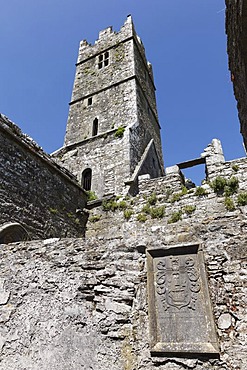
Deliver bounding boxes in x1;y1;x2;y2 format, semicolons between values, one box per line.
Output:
225;0;247;150
1;140;245;368
0;114;88;241
55;129;131;198
0;186;246;370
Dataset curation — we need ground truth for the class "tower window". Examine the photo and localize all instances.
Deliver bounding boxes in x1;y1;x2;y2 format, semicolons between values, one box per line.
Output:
104;51;109;66
92;118;98;136
98;51;109;69
82;168;92;191
88;97;92;106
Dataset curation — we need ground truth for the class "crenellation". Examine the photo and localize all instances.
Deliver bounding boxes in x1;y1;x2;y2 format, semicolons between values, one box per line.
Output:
77;15;135;64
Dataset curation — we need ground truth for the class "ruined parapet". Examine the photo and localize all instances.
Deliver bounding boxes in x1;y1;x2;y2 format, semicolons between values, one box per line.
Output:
201;138;225;179
86;139;247;241
0;114;88;240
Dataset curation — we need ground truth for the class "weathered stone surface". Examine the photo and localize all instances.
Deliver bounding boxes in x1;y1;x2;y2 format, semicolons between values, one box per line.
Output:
83;140;247;369
147;244;218;355
225;0;247;150
53;15;164;198
0;114;88;240
217;313;232;330
0;211;246;370
0;12;247;370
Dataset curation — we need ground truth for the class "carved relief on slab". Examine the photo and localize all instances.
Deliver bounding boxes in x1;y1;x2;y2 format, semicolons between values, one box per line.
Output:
147;244;219;356
156;256;200;311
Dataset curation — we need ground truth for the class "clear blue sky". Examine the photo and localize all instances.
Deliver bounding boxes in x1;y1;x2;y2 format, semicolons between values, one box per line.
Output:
0;0;245;183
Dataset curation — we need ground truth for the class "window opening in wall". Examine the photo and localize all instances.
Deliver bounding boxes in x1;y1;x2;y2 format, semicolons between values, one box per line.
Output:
92;118;98;136
88;97;92;106
98;52;109;69
82;168;92;191
178;161;206;187
98;54;103;69
104;51;109;66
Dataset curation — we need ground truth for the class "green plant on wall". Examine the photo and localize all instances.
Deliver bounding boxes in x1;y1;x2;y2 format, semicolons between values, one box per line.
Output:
142;204;151;214
224;177;239;196
195;186;207;196
224;197;235;211
86;190;97;201
102;198;119;211
115;126;125;138
237;192;247;206
150;206;165;219
210;176;226;194
124;209;133;220
170;187;187;203
89;214;101;222
171;192;182;203
49;208;58;214
232;164;239;172
183;205;196;215
118;200;127;210
137;213;147;223
167;210;182;224
210;176;239;196
147;193;157;205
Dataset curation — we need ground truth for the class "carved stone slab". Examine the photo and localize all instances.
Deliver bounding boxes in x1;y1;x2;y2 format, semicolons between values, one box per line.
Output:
147;243;219;356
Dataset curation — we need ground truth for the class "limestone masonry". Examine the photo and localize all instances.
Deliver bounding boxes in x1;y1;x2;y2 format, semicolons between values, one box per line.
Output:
0;9;246;370
225;0;247;152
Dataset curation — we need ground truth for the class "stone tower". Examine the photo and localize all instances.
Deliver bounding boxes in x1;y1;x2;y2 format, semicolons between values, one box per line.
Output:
55;15;164;197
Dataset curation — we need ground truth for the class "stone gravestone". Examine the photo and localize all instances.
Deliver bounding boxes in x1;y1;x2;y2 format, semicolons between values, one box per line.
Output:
147;243;219;356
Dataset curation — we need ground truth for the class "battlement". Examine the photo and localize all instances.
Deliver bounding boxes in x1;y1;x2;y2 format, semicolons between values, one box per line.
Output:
77;15;146;64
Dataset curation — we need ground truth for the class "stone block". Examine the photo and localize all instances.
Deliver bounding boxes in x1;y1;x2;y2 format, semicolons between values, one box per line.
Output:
146;243;219;356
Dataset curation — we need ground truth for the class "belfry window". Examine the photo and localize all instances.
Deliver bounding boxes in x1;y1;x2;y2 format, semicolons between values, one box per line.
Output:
82;168;92;191
92;118;98;136
98;51;109;69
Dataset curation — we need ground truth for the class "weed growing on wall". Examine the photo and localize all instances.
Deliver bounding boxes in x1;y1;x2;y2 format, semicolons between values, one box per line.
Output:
167;210;182;224
114;126;125;138
224;197;235;211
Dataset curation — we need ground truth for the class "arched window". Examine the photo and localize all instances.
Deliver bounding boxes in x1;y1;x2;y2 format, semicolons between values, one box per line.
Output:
92;118;98;136
81;168;92;191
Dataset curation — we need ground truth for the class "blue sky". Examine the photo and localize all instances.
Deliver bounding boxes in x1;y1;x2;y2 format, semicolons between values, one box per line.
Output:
0;0;245;183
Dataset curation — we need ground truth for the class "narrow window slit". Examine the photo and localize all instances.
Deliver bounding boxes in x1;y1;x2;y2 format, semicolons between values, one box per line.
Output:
92;118;98;136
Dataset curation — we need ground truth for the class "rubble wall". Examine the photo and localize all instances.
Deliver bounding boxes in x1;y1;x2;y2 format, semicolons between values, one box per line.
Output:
0;115;87;240
225;0;247;150
0;149;246;369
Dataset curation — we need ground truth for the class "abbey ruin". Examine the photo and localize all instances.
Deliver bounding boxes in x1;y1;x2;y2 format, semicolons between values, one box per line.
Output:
0;4;246;370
